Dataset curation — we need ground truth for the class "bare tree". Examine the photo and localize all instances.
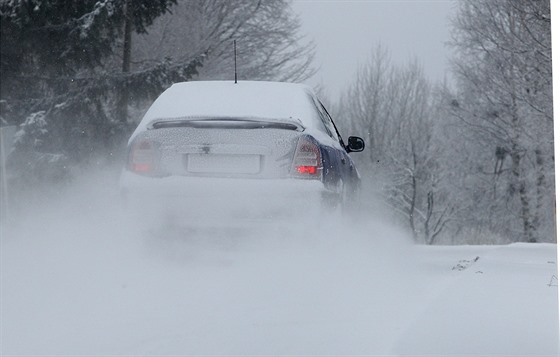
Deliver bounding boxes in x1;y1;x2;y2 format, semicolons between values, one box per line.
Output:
448;0;553;243
385;61;454;244
338;48;454;244
338;46;394;170
131;0;315;83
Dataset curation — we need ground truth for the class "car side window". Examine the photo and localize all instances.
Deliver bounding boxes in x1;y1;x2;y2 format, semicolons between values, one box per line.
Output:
311;98;337;138
316;100;346;147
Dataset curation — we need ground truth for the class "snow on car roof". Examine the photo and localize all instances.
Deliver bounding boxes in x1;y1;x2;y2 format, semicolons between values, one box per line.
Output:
132;81;323;138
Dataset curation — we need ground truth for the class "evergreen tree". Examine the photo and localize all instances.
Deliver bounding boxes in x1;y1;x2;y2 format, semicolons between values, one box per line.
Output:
0;0;203;189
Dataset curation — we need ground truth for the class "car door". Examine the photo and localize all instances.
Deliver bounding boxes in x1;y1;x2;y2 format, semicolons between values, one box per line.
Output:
311;99;357;193
318;100;362;193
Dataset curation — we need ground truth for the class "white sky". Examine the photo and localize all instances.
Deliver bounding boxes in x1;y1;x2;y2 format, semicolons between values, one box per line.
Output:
291;0;456;99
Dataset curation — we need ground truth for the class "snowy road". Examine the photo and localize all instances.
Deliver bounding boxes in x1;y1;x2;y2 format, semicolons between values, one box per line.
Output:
1;173;558;355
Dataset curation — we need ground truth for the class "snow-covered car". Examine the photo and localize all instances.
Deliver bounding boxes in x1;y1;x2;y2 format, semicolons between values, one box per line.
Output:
120;81;364;224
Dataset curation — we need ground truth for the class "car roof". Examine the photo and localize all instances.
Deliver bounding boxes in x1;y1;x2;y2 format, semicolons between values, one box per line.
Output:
132;81;323;137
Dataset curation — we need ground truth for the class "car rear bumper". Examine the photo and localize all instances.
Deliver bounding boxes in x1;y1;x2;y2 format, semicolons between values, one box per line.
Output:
119;171;339;224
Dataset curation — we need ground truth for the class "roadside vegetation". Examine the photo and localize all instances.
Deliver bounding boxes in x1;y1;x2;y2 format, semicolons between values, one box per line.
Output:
336;0;553;244
0;0;554;244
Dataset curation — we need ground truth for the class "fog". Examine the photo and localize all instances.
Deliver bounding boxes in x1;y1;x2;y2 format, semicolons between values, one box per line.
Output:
2;167;423;354
3;168;557;355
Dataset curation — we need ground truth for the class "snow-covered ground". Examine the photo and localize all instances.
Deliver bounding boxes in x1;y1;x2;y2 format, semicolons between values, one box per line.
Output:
1;171;558;356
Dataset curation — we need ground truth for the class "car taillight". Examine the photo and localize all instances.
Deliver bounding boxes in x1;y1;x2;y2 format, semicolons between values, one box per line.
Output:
291;136;322;179
128;139;159;175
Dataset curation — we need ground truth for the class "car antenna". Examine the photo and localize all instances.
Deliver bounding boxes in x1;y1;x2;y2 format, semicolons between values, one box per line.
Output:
234;40;238;84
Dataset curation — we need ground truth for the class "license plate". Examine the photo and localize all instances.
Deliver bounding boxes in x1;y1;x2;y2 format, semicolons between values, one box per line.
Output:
186;154;261;174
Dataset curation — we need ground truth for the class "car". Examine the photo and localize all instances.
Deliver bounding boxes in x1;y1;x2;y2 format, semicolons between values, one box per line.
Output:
120;80;364;226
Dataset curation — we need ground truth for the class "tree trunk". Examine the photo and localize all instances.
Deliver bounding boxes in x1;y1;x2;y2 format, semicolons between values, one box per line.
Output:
424;190;434;244
409;150;418;241
511;133;535;243
117;0;132;124
532;147;545;242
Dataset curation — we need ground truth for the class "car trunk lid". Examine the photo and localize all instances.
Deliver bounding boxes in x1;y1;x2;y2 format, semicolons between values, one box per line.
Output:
129;117;307;179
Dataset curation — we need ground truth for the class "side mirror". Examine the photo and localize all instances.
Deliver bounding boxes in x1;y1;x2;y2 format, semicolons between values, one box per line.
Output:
347;136;365;152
